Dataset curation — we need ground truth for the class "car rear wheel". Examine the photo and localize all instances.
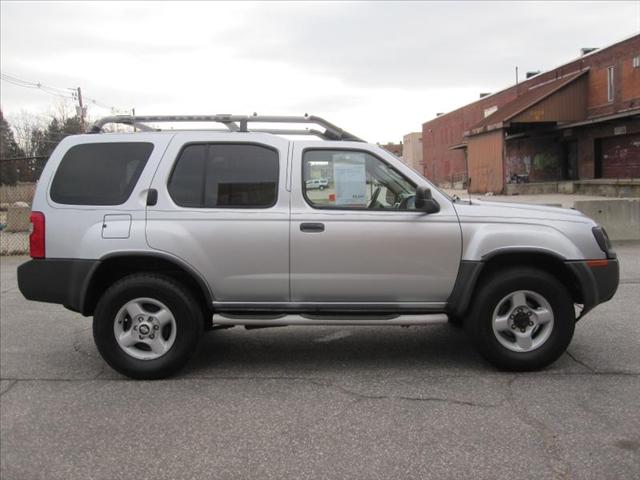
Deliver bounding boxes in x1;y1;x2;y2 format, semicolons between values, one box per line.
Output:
466;267;575;371
93;274;203;379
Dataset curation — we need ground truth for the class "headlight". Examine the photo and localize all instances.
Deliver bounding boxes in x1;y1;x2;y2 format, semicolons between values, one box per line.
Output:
592;226;616;259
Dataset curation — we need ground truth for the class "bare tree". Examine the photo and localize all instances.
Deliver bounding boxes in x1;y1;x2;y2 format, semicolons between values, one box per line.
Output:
9;110;47;158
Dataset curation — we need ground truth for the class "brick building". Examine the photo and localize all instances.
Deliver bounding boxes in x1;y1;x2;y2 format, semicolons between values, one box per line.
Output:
421;34;640;194
379;142;403;158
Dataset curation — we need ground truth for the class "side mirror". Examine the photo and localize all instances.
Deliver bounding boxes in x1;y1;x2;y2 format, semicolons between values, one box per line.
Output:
415;186;440;213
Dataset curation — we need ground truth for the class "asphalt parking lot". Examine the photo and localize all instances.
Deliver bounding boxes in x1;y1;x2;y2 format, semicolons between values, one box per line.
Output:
1;245;639;480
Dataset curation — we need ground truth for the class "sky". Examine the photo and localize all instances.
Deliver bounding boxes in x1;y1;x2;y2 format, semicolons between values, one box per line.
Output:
1;1;639;142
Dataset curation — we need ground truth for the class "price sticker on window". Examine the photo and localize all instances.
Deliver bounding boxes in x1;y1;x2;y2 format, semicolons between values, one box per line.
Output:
333;153;367;206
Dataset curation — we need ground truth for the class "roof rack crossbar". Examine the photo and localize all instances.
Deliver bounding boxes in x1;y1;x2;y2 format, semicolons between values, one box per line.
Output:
89;114;364;141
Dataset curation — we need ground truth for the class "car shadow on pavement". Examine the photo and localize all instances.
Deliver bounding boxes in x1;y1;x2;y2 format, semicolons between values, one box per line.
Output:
185;324;491;376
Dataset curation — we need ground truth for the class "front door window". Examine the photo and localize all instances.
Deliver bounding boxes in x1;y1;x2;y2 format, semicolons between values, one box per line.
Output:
302;149;417;210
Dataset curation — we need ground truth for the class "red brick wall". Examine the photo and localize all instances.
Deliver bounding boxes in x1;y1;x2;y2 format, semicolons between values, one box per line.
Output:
422;34;640;185
422;90;518;184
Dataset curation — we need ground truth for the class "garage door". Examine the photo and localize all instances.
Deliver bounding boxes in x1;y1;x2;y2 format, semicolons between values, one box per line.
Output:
600;133;640;178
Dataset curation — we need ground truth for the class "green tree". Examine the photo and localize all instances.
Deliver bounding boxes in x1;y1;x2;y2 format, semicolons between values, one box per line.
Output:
0;110;25;186
28;113;84;181
35;115;83;155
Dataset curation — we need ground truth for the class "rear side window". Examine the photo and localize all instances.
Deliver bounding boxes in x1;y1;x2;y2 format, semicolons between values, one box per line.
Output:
168;144;279;208
50;142;153;205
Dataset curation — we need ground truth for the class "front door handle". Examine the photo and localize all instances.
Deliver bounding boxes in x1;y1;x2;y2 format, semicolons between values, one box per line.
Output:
300;222;325;233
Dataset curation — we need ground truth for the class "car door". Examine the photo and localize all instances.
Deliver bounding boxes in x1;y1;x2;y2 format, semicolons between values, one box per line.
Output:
290;142;461;309
146;132;290;304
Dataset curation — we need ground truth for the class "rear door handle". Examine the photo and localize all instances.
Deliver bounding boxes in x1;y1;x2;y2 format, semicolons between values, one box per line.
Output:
300;222;325;233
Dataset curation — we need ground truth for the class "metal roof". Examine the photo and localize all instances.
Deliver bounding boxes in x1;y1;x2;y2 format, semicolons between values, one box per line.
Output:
466;70;589;136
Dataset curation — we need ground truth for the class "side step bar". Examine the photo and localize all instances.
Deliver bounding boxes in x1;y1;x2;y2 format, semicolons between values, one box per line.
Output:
212;314;448;327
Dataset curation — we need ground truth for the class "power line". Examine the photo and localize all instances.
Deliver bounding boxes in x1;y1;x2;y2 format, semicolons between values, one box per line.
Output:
0;74;72;99
0;72;116;110
1;73;72;96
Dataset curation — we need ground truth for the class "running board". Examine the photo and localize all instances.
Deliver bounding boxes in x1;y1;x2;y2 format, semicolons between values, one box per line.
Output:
212;313;448;327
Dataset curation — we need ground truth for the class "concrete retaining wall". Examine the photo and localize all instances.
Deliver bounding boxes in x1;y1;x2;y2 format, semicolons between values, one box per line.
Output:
574;199;640;241
574;180;640;198
504;182;559;195
504;180;640;198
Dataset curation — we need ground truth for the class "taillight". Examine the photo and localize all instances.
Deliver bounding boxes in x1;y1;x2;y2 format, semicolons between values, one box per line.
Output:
29;211;45;259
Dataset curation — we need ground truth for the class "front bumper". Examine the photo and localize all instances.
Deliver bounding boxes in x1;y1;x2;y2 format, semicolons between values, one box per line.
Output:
566;258;619;318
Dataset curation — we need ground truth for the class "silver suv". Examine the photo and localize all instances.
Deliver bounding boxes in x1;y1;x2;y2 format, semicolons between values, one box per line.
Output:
18;114;619;379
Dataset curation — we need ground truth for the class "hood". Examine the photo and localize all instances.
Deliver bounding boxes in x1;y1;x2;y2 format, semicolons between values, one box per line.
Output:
452;199;592;224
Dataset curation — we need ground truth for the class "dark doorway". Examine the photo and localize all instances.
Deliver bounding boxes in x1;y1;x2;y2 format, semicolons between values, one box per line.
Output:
594;139;603;179
562;140;578;180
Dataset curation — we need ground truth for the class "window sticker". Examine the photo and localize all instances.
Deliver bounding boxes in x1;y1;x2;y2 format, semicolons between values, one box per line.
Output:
333;153;367;206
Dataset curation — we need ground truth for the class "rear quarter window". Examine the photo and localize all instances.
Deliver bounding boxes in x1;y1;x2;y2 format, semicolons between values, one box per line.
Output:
50;142;154;205
168;143;279;208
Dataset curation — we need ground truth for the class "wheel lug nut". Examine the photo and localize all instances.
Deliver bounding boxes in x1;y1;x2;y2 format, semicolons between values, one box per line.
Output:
528;320;533;326
150;334;155;339
520;328;526;333
137;316;143;322
511;325;516;330
133;325;138;331
153;325;159;330
139;335;143;340
527;311;532;316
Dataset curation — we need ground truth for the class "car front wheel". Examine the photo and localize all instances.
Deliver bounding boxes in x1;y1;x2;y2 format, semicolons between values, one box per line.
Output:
466;267;575;371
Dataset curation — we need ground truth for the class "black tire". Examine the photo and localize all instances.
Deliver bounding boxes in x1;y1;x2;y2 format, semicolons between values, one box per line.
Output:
466;267;575;371
93;274;204;379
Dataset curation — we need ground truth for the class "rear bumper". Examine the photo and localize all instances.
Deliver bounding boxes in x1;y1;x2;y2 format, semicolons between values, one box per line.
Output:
566;258;619;317
17;259;98;313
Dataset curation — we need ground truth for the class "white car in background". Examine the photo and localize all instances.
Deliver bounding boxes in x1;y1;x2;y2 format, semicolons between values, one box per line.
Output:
305;178;329;190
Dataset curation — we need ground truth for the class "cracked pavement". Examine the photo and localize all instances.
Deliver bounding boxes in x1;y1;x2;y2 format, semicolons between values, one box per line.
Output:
1;244;639;479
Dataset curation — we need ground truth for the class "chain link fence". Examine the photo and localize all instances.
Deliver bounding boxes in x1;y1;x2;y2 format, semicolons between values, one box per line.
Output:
1;157;45;255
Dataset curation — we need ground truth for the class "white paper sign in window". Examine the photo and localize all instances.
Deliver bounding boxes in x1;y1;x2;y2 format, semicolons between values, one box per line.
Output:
333;153;367;206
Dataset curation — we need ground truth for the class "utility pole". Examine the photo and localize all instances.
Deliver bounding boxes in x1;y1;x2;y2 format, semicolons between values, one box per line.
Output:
76;87;86;131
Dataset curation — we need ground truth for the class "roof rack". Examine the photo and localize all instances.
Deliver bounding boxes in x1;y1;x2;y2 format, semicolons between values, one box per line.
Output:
89;114;364;141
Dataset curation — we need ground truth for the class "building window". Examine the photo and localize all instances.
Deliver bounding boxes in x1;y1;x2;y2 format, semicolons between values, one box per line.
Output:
484;105;498;118
607;66;614;102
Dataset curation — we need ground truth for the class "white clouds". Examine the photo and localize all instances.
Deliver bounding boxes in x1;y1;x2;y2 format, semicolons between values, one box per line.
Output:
1;1;638;141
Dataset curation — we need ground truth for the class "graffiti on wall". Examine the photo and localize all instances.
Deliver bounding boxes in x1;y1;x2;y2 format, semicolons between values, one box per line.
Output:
505;138;563;183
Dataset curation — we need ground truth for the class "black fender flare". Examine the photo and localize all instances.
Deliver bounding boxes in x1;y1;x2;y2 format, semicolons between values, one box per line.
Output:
80;251;214;315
